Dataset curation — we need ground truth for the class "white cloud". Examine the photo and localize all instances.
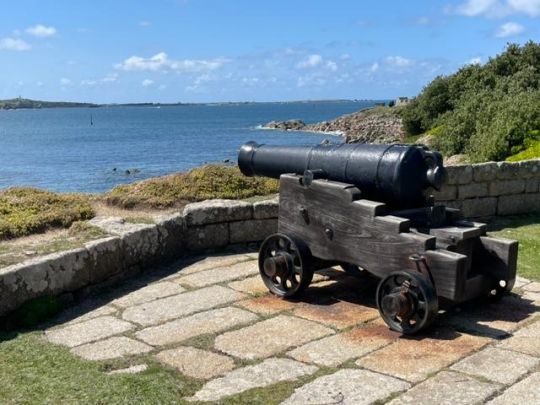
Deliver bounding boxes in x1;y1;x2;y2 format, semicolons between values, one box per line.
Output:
370;62;379;72
242;77;260;86
467;56;483;64
296;54;338;72
508;0;540;16
26;24;57;37
297;74;327;88
139;21;152;27
454;0;502;16
102;73;118;82
81;73;118;86
495;21;525;37
296;54;323;69
335;73;352;84
0;37;31;51
326;61;338;72
142;79;154;87
115;52;229;73
451;0;540;17
60;78;72;85
158;84;167;90
385;56;413;68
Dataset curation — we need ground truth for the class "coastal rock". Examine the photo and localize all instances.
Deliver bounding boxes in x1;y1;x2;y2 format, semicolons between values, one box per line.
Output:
305;108;404;144
263;108;404;144
263;119;306;131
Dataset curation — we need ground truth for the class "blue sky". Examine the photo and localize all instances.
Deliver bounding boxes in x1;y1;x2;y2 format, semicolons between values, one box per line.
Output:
0;0;538;103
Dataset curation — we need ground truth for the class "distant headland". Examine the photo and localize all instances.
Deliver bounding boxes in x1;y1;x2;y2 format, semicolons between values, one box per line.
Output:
0;98;98;110
0;97;382;110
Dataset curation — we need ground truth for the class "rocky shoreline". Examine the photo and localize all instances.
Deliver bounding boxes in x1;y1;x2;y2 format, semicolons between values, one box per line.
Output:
262;107;405;144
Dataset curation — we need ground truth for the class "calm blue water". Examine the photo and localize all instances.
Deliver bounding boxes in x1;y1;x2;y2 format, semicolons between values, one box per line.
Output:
0;101;375;193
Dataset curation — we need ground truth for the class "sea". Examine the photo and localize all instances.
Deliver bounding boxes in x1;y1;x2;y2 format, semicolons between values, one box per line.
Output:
0;100;376;193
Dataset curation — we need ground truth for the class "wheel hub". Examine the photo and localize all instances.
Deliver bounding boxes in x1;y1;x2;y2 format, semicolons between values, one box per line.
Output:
376;270;438;335
381;291;413;319
263;254;292;278
258;233;315;298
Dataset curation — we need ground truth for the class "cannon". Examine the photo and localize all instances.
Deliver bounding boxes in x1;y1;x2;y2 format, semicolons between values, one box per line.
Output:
238;141;518;334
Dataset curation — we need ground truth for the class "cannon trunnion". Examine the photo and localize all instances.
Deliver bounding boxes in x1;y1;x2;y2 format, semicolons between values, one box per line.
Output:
239;142;518;334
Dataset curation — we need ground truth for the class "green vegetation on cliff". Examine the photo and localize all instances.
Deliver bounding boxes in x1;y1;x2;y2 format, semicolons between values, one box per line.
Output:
105;164;278;209
0;165;278;240
401;42;540;162
0;188;94;240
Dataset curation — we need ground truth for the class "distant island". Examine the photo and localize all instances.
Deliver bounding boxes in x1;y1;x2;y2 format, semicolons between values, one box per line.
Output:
0;97;382;110
0;98;98;110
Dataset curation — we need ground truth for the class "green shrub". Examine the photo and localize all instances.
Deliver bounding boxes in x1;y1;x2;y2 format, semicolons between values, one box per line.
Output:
506;130;540;161
506;140;540;161
0;188;94;240
105;164;279;209
401;41;540;161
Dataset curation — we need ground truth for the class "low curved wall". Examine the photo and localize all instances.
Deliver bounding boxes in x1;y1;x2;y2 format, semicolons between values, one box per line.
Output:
0;198;278;317
435;159;540;217
1;159;539;317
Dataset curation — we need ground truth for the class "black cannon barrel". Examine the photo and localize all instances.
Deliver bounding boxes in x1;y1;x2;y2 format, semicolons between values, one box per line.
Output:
238;141;447;208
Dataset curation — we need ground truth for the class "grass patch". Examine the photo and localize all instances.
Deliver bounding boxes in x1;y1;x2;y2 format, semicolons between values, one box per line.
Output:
104;164;279;209
180;333;216;351
488;214;540;281
506;139;540;162
123;216;155;224
0;221;108;268
222;366;336;405
0;188;94;240
0;332;200;404
9;296;64;328
0;331;334;404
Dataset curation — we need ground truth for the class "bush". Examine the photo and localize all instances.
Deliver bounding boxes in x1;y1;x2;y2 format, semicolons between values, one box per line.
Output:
0;188;94;240
506;130;540;161
105;164;279;209
400;41;540;161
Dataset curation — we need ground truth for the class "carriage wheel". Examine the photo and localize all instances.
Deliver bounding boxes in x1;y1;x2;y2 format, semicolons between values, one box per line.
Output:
376;270;438;334
258;233;314;298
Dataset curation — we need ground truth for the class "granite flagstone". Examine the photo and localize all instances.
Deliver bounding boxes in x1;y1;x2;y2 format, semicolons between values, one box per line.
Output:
122;285;245;326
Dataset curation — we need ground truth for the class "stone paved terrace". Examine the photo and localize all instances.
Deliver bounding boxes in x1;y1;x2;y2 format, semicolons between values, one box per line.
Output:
34;250;540;404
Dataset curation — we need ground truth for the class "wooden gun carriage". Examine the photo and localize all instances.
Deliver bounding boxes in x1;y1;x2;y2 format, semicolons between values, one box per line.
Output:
238;141;518;334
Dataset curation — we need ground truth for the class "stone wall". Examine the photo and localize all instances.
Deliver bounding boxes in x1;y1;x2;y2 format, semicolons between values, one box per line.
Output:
434;160;540;218
0;198;278;317
1;159;539;317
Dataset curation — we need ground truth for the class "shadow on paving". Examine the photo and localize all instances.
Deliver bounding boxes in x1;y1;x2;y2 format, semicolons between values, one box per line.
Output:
284;269;537;341
1;245;537;347
0;246;258;337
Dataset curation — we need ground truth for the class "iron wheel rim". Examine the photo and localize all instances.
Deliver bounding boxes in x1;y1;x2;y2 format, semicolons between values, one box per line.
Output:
258;233;313;298
376;270;438;334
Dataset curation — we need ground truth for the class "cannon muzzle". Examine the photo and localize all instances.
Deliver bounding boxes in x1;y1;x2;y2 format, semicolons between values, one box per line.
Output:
238;141;447;208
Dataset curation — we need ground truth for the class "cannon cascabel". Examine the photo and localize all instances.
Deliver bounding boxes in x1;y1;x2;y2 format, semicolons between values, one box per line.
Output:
238;142;447;208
